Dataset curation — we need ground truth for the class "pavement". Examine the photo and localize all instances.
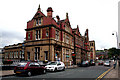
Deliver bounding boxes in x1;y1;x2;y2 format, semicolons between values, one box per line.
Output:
0;70;15;77
103;60;120;79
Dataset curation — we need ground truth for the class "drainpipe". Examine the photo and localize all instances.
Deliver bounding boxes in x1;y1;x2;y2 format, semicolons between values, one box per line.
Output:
49;26;50;61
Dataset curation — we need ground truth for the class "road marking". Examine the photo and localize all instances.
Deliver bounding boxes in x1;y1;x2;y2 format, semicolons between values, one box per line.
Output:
96;67;113;80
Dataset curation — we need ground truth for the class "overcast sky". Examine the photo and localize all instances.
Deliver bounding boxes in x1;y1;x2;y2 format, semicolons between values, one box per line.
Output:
0;0;119;50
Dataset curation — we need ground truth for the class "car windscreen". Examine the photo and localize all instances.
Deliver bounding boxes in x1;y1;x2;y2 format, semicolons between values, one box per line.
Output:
17;63;27;67
82;61;86;64
105;61;109;63
48;62;57;65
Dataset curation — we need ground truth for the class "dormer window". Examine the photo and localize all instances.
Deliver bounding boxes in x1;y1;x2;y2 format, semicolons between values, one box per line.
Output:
36;19;38;26
39;19;41;25
36;19;41;26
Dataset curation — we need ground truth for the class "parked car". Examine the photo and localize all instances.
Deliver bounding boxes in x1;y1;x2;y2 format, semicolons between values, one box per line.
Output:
104;61;110;66
90;61;95;66
77;62;82;67
45;61;65;71
81;61;90;67
14;62;46;76
38;61;51;67
98;60;103;65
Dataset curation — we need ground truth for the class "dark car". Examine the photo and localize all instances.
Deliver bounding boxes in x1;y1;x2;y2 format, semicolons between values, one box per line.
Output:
77;62;82;67
119;60;120;66
90;61;95;66
14;62;46;76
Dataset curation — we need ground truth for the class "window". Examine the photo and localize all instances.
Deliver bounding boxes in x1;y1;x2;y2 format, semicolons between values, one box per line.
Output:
39;19;41;25
90;43;93;46
63;33;65;42
66;55;69;62
14;52;16;58
16;51;18;58
34;63;40;67
66;50;69;61
9;52;11;58
29;63;34;67
63;49;65;61
35;47;40;60
91;48;93;52
10;52;13;58
66;50;69;54
27;52;30;60
19;51;22;58
11;52;13;58
22;50;24;59
18;63;27;67
66;35;69;44
36;19;38;26
65;25;70;32
36;19;41;26
5;53;8;58
72;38;74;45
28;32;31;40
35;30;41;40
56;30;59;40
46;30;49;37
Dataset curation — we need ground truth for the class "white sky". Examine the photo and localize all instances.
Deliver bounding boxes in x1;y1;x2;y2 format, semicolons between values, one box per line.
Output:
0;0;119;50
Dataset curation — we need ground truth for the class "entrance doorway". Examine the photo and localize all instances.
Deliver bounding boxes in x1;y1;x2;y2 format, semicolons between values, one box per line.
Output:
44;51;48;61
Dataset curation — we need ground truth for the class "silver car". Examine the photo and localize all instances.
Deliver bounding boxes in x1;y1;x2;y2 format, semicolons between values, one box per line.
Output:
104;61;110;66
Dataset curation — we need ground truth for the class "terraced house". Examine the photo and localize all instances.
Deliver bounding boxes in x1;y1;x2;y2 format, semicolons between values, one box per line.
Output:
3;5;95;65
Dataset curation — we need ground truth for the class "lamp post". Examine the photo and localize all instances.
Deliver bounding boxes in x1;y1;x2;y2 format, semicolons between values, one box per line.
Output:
112;31;118;48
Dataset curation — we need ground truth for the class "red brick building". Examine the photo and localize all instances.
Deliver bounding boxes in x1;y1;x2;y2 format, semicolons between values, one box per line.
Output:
3;5;94;65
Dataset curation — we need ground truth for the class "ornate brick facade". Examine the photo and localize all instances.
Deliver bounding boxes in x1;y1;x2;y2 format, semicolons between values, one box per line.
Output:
3;5;95;65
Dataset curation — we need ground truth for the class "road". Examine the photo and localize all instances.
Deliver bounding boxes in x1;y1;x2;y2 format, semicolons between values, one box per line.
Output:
2;64;112;80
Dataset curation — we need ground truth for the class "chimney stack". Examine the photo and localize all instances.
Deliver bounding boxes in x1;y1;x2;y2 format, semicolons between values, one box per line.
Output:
47;7;53;17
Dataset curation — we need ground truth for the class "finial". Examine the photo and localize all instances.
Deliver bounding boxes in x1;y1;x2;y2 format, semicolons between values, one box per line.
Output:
66;12;68;19
56;15;60;22
38;4;41;11
77;25;79;28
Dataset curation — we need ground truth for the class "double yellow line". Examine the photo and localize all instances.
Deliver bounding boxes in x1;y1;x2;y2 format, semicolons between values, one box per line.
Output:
96;67;113;80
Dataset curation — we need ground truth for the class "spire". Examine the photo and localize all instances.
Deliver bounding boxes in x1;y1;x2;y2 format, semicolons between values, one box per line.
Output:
38;4;41;11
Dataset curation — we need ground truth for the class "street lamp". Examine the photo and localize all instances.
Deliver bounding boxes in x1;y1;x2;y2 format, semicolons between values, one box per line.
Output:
112;31;118;48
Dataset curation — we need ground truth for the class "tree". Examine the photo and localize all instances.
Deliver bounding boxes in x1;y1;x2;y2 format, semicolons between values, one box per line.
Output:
108;48;120;59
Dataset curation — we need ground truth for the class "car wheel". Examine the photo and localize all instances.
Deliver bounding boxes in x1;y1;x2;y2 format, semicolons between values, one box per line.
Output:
43;69;46;74
15;73;19;76
54;67;57;72
27;71;31;77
